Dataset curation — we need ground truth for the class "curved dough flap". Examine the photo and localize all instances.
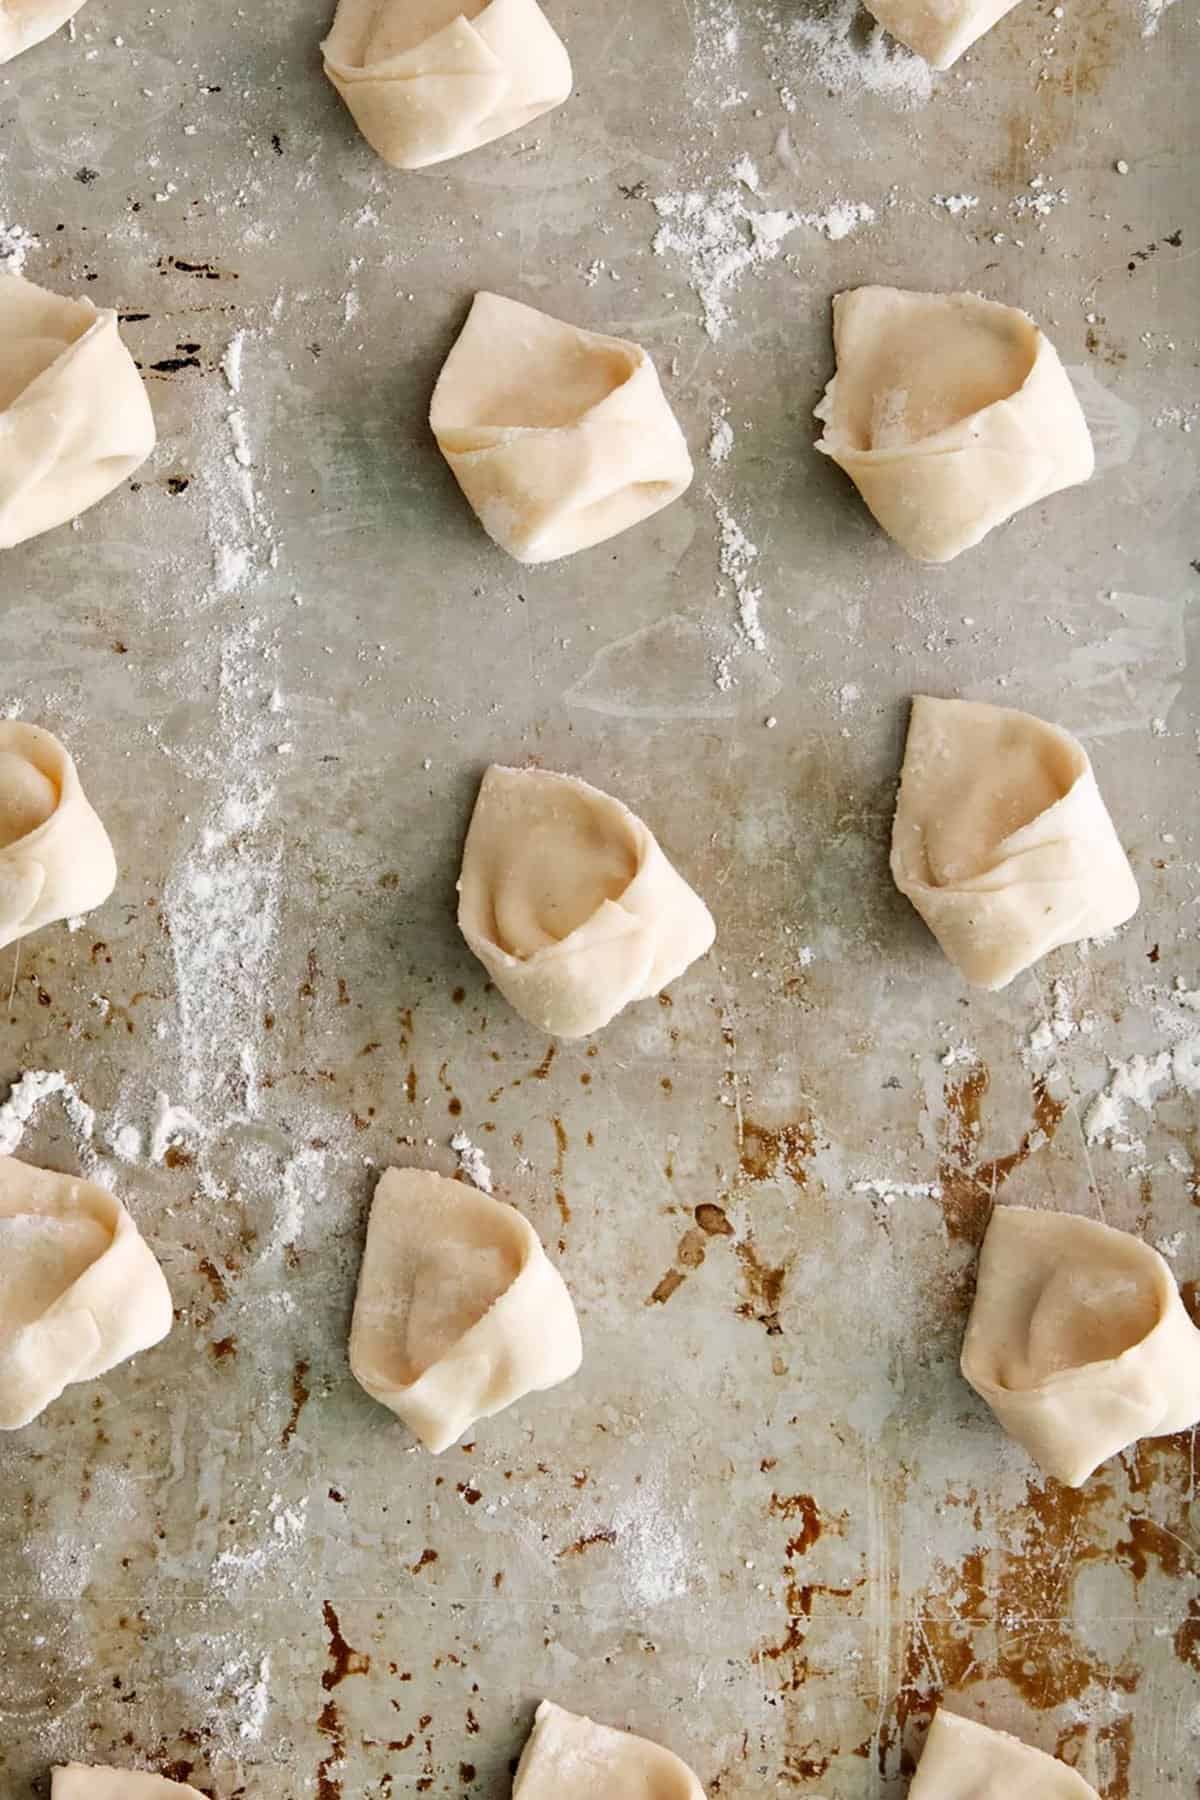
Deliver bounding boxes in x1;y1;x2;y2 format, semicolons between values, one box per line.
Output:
513;1700;708;1800
910;1709;1102;1797
0;1156;173;1430
0;0;89;63
961;1206;1200;1486
863;0;1022;68
457;764;715;1037
890;697;1138;989
0;274;155;549
349;1166;582;1453
431;293;694;563
815;288;1093;563
322;0;571;170
53;1767;208;1799
0;722;118;951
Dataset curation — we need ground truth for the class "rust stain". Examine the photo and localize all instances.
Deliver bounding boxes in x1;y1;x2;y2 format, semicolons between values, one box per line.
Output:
281;1357;311;1448
1113;1514;1189;1580
740;1118;816;1186
321;1601;370;1689
316;1697;345;1800
676;1227;707;1269
647;1269;686;1305
196;1257;228;1303
1176;1595;1200;1672
208;1335;237;1362
937;1069;1068;1246
531;1043;557;1080
406;1064;417;1103
735;1239;788;1334
695;1202;733;1236
552;1115;570;1226
559;1527;617;1558
410;1547;439;1575
768;1493;823;1555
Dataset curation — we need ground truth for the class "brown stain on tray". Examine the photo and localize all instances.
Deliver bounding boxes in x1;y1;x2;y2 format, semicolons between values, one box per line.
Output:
321;1602;370;1689
937;1066;1068;1245
281;1357;311;1447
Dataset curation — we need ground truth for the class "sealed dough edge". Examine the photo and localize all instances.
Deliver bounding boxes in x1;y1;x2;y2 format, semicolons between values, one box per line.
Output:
431;292;694;564
513;1699;708;1799
349;1166;582;1453
863;0;1023;69
0;1156;173;1430
0;273;156;549
890;696;1138;990
322;0;572;171
457;764;716;1037
0;722;118;951
910;1709;1102;1797
53;1764;208;1798
961;1205;1200;1486
0;0;89;64
815;287;1093;563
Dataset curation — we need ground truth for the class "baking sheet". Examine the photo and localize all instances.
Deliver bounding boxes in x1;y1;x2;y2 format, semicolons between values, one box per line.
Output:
1;0;1198;1793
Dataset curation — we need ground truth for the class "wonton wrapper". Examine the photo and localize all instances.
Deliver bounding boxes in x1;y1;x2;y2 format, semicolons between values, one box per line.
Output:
431;292;694;563
514;1700;707;1800
322;0;571;170
53;1768;206;1799
0;722;117;950
961;1206;1200;1487
0;0;87;63
349;1166;581;1453
910;1709;1101;1797
0;274;155;548
815;287;1093;563
891;697;1138;990
0;1157;173;1430
458;765;715;1038
863;0;1022;69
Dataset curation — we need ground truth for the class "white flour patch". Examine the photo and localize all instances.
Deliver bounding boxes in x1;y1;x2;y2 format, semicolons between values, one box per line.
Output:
931;193;979;215
1012;174;1069;219
1138;0;1179;34
452;1130;494;1194
0;222;39;273
1083;984;1200;1144
613;1479;690;1606
762;0;933;106
221;330;245;394
150;1093;203;1164
0;1070;97;1159
801;200;875;240
707;412;734;465
854;1178;943;1202
714;499;767;653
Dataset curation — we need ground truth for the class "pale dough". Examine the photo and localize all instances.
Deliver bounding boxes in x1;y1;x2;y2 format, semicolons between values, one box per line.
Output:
349;1166;581;1453
53;1769;206;1799
458;765;715;1037
0;1157;173;1430
815;287;1093;562
863;0;1022;68
430;292;694;563
0;0;88;62
910;1709;1101;1797
322;0;571;170
961;1205;1200;1487
0;274;155;548
0;722;118;950
513;1700;707;1800
891;697;1138;990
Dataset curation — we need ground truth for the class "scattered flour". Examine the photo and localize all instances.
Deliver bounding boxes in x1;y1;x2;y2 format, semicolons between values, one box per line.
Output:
149;1093;203;1165
221;330;245;394
1083;984;1200;1144
452;1130;494;1194
714;500;767;652
0;1070;96;1159
1012;175;1069;219
0;222;39;274
707;413;734;465
853;1178;943;1203
761;0;933;106
932;193;979;216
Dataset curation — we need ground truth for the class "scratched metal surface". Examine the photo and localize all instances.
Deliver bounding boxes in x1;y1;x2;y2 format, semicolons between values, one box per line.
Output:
0;0;1198;1794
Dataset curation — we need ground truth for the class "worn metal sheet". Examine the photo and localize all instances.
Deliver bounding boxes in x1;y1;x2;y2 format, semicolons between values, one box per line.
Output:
0;0;1197;1795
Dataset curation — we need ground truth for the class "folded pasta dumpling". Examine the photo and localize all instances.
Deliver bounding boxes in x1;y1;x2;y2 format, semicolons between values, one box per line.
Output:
961;1206;1200;1487
0;722;117;950
0;1157;173;1430
431;292;694;563
514;1700;707;1800
891;697;1138;990
815;287;1093;562
349;1166;581;1453
0;274;155;549
458;765;715;1037
863;0;1023;69
53;1767;207;1799
0;0;88;63
910;1709;1101;1797
322;0;572;170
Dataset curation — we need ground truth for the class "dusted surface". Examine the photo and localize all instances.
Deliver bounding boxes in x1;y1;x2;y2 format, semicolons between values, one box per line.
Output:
0;0;1197;1796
